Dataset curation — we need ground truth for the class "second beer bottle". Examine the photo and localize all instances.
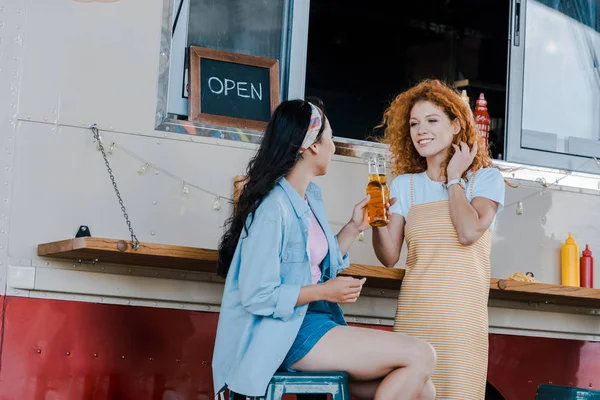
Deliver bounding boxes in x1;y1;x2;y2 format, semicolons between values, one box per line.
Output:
366;156;390;227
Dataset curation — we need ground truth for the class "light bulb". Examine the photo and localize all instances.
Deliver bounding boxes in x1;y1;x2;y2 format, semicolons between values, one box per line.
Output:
213;197;221;211
137;163;150;175
535;177;548;187
95;135;103;150
516;201;524;215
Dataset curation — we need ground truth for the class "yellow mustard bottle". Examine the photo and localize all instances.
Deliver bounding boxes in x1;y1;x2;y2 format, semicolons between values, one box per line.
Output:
561;233;580;287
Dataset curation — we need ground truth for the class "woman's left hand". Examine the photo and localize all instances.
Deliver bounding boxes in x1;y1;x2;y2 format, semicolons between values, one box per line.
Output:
349;196;371;233
447;140;478;180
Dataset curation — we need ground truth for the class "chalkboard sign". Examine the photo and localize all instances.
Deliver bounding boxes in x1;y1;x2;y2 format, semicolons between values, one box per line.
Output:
188;46;280;131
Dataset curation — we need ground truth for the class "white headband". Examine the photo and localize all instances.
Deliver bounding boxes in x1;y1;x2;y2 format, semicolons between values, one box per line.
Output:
299;103;323;153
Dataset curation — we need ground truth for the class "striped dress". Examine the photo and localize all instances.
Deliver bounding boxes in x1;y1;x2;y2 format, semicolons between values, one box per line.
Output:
393;173;491;399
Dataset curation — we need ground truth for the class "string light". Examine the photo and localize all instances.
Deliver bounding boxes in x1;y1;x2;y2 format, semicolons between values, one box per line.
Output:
535;177;548;187
94;133;103;151
109;141;233;202
515;201;524;215
87;126;599;223
137;163;150;175
113;137;349;221
506;157;600;215
93;133;114;155
213;196;221;211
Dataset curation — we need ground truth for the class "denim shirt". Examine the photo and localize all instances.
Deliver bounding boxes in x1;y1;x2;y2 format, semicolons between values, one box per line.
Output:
212;178;350;397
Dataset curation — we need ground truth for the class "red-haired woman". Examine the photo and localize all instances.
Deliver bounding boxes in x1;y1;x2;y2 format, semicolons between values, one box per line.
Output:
373;80;505;399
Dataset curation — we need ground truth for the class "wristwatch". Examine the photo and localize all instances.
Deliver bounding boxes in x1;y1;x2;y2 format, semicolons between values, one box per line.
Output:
444;178;465;190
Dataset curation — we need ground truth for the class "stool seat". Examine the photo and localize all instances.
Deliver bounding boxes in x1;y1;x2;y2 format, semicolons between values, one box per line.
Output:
536;384;600;399
263;372;350;400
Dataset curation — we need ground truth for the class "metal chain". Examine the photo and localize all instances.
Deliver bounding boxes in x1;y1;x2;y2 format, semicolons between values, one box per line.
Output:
90;124;140;250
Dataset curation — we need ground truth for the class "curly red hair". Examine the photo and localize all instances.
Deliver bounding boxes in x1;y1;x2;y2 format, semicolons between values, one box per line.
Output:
381;79;492;180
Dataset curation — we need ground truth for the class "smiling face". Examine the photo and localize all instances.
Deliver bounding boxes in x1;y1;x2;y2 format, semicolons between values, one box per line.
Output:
409;100;460;159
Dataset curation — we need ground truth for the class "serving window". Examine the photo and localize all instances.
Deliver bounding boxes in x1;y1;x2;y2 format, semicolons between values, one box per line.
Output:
157;0;600;175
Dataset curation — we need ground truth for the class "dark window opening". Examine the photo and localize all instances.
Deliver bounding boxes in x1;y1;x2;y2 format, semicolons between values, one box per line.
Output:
305;0;510;159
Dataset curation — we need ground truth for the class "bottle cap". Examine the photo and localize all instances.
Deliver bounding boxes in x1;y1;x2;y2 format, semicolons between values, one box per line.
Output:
582;244;592;256
565;232;576;245
476;93;487;106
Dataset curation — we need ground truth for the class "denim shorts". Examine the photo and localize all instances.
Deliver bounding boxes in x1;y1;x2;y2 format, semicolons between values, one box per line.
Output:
279;300;342;372
229;302;342;398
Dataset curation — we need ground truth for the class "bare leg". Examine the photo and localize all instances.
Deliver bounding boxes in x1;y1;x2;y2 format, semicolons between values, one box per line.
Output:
418;380;436;400
352;378;434;400
350;379;382;400
291;326;436;400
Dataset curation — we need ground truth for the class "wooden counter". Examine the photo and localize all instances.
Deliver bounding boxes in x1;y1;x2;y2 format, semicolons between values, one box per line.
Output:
38;237;600;309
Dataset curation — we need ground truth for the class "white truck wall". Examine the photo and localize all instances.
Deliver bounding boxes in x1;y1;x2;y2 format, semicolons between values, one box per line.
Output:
1;0;599;340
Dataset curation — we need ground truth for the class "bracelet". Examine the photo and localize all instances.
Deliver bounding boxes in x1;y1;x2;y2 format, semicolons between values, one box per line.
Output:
444;178;465;190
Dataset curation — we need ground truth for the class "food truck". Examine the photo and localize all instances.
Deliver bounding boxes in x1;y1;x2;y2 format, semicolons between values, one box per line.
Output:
0;0;598;398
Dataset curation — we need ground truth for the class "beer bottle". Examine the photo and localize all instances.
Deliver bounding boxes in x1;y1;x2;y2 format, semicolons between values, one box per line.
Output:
366;156;389;227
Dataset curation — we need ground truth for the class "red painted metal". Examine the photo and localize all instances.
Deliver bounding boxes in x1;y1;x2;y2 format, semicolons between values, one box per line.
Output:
488;334;600;399
0;296;598;399
0;296;217;400
0;295;5;370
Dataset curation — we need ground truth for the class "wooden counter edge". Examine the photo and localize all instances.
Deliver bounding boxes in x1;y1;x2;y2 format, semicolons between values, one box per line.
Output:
37;238;600;307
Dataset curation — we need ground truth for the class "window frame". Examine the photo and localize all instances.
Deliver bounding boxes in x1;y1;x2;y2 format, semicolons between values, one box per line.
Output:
505;0;600;175
155;0;390;159
155;0;600;189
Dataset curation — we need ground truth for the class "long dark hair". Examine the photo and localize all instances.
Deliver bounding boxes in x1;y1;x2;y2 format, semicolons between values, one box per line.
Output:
217;99;327;277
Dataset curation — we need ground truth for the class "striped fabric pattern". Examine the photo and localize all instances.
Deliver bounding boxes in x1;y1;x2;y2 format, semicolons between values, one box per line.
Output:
393;173;491;399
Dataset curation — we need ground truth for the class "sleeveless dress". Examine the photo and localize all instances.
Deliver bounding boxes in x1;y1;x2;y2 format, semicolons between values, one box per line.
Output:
393;171;493;399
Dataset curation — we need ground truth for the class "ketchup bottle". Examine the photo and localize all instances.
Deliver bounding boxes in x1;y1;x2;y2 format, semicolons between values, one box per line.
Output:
580;244;594;288
474;93;490;150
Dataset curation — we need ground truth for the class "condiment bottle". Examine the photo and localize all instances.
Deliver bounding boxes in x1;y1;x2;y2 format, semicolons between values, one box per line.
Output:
561;233;580;287
580;244;594;288
474;93;490;149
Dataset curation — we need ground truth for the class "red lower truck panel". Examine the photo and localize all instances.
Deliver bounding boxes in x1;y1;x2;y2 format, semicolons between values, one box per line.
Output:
0;296;597;399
